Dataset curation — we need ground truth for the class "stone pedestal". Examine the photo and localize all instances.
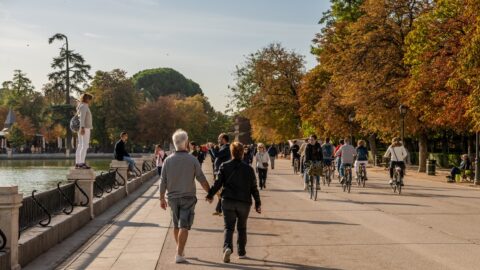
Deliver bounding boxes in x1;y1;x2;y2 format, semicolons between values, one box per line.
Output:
67;168;95;219
110;160;129;195
0;186;22;270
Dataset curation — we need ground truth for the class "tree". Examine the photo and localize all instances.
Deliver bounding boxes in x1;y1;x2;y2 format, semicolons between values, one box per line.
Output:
88;69;143;150
132;68;203;101
230;43;305;142
49;33;92;152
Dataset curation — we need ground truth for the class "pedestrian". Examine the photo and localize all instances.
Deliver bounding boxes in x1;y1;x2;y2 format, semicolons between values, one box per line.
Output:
209;133;231;215
242;145;253;165
196;145;205;166
114;132;136;175
159;129;211;264
255;143;269;189
206;142;261;263
267;144;278;170
155;144;166;175
75;93;93;169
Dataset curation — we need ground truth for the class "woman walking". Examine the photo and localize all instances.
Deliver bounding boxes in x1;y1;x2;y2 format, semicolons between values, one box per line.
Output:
75;93;93;169
206;142;261;263
255;143;269;189
155;144;166;175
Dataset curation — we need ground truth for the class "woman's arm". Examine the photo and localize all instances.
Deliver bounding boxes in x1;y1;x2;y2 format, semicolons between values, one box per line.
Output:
207;165;225;199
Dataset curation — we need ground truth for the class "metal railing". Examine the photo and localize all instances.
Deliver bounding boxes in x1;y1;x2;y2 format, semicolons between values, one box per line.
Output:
93;170;119;198
18;181;84;233
0;228;6;251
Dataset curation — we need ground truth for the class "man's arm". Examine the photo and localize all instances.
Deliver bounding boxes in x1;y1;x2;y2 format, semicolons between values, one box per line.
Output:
79;105;86;128
159;161;168;209
207;166;224;199
212;145;229;159
194;159;210;193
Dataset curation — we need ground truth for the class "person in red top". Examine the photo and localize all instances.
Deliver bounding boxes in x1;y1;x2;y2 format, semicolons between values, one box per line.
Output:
334;139;345;179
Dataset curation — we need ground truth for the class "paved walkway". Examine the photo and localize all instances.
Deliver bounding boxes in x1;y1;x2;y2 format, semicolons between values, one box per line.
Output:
50;158;480;269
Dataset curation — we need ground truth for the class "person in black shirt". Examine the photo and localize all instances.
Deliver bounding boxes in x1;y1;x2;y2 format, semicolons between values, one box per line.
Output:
114;132;135;172
304;135;323;190
267;144;278;169
207;142;261;262
290;140;300;166
209;133;231;215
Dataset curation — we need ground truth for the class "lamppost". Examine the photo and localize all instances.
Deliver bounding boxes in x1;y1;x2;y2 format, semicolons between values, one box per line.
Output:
399;104;408;143
348;113;355;144
475;131;480;185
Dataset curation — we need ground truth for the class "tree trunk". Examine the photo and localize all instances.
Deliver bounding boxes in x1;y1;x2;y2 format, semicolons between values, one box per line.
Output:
368;134;377;166
468;134;473;159
418;133;428;173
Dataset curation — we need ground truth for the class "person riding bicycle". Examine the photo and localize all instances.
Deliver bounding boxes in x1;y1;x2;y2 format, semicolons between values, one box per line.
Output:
321;138;335;167
304;135;323;190
290;140;300;167
299;138;309;174
335;138;355;184
334;139;345;178
354;140;369;181
384;137;408;185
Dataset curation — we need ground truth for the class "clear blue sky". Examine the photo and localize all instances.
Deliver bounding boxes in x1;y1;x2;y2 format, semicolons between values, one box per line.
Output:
0;0;330;111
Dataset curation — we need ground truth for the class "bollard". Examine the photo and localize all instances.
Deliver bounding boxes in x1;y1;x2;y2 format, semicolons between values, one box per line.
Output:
427;159;436;176
110;160;129;195
67;168;96;219
0;186;22;270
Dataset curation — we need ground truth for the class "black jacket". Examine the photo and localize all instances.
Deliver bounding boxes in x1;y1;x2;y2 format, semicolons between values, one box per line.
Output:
305;142;323;162
211;143;231;172
207;159;261;209
114;139;130;161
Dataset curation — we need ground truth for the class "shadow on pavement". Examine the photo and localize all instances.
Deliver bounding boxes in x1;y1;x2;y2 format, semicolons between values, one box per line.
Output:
250;217;358;226
187;257;341;270
192;227;279;237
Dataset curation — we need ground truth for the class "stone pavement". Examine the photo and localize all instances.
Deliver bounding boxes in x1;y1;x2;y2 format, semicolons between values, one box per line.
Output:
29;158;480;269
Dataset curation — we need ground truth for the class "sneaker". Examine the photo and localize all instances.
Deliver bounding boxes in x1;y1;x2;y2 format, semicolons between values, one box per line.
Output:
175;255;188;264
223;248;232;263
80;163;91;169
303;183;307;190
389;179;393;184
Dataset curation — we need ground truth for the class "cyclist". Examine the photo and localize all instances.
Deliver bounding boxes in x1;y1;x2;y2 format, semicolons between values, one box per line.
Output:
304;135;323;190
290;140;300;167
322;138;335;166
384;137;408;185
299;138;309;175
354;140;369;181
334;139;345;180
335;138;355;184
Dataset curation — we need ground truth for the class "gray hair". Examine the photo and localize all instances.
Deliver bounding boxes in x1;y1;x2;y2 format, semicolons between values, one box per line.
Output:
172;129;188;151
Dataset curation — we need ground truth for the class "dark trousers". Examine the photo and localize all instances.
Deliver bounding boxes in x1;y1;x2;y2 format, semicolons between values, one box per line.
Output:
222;199;250;256
157;166;162;175
214;172;222;213
258;168;268;188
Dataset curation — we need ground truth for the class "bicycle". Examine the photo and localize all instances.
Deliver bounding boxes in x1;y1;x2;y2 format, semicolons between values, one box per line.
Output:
391;165;403;194
342;164;353;193
305;162;322;201
293;157;300;175
323;160;334;187
357;163;366;188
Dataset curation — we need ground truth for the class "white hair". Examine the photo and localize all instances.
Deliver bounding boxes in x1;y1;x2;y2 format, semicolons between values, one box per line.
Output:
172;129;188;151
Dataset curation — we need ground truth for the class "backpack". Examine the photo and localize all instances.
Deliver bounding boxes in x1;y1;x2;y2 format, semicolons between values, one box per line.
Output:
322;143;333;157
70;113;80;133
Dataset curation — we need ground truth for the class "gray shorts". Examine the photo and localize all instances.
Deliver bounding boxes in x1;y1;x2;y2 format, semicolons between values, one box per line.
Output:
168;196;197;230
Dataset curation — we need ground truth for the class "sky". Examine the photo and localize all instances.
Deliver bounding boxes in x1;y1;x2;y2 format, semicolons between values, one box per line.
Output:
0;0;330;111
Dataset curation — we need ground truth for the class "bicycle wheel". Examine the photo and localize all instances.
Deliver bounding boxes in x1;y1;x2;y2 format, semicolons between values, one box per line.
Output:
347;172;352;193
393;174;398;193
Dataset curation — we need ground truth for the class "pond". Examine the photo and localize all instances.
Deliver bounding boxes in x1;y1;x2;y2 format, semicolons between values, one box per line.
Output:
0;159;111;196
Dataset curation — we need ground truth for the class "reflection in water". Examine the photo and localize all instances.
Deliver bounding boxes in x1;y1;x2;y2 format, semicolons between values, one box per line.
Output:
0;159;111;196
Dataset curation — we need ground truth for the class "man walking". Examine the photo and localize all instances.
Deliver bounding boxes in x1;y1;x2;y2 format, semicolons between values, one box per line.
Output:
209;133;231;215
159;129;211;264
267;144;278;170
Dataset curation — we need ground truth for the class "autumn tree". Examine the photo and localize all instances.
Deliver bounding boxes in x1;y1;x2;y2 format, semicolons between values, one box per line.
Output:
88;69;143;150
230;43;304;143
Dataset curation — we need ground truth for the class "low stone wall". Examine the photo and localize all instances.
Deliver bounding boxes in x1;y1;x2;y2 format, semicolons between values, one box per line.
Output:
0;251;10;270
17;168;158;268
18;207;90;266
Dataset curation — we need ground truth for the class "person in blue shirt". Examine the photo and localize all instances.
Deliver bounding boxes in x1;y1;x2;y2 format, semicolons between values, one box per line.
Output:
354;140;369;181
267;144;278;170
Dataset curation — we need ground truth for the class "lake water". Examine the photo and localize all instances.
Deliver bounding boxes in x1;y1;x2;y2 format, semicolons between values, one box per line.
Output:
0;159;111;196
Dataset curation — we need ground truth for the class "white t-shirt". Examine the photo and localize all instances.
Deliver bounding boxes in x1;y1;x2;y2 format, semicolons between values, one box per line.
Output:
384;146;408;162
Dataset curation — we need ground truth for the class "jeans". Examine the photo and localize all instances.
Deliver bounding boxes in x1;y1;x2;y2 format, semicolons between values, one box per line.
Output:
257;168;268;188
75;128;91;164
222;199;251;256
336;157;342;173
340;163;353;178
123;156;135;172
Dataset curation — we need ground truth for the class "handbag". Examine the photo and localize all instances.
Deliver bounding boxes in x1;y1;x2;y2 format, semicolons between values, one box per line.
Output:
70;112;80;133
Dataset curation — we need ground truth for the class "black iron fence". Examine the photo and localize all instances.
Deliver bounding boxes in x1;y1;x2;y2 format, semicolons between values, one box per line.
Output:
0;228;6;251
93;170;120;198
19;182;77;232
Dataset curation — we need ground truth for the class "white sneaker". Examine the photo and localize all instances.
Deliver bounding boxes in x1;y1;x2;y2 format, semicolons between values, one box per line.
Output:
389;179;393;184
223;248;232;263
175;255;188;264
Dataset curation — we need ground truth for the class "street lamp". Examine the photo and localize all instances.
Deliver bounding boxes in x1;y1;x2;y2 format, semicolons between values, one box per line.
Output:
348;113;355;144
399;104;408;143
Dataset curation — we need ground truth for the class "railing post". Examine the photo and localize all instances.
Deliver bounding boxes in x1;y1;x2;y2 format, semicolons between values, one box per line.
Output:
0;186;22;270
67;168;95;219
110;160;129;195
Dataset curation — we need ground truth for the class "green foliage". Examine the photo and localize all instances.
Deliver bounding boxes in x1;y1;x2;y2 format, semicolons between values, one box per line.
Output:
132;68;203;101
320;0;365;25
7;124;26;148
